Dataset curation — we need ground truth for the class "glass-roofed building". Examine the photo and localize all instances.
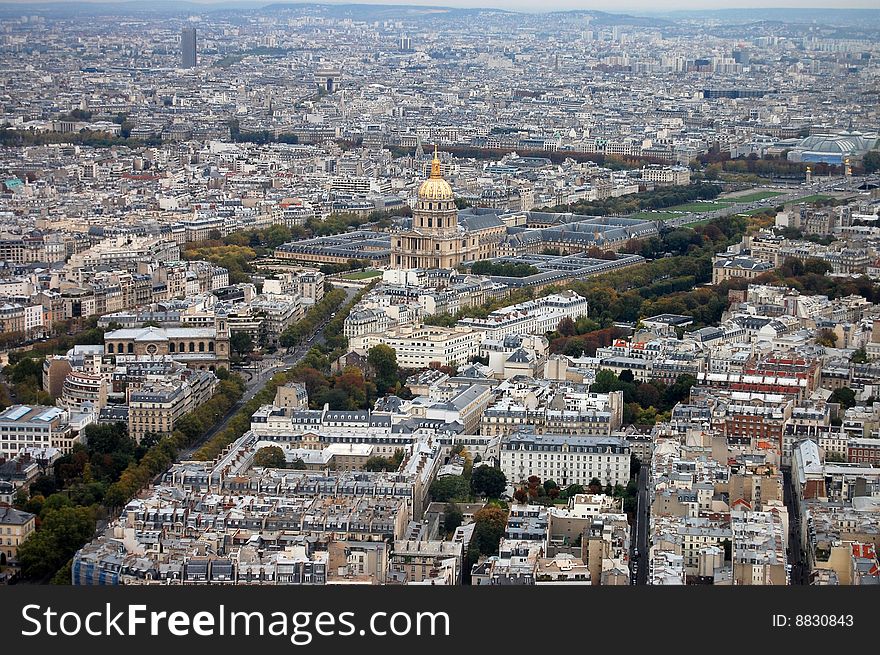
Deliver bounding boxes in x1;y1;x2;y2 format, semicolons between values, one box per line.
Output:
786;131;879;164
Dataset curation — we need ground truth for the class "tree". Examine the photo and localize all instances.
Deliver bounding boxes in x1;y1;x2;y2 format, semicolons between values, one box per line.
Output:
470;466;507;498
472;506;508;555
562;483;584;499
29;474;58;498
863;150;880;175
17;505;95;580
368;344;399;392
230;331;255;359
829;387;857;410
557;317;576;337
363;449;404;472
851;347;869;364
804;258;831;275
444;503;463;534
290;458;307;470
429;475;469;502
663;374;697;407
816;329;838;348
253;445;286;469
781;257;805;277
635;382;661;408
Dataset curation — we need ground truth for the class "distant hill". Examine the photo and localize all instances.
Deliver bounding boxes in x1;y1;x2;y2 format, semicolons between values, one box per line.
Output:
644;7;880;27
0;2;876;29
543;9;674;28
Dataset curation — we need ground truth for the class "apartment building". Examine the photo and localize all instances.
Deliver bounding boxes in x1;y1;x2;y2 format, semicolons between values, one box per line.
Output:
500;433;631;487
0;405;95;458
351;324;482;368
390;540;463;584
731;508;788;585
641;164;691;187
458;291;589;340
127;369;218;442
0;506;36;564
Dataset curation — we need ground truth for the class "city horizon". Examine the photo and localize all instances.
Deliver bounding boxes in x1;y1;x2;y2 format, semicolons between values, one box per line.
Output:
0;0;878;14
0;0;878;624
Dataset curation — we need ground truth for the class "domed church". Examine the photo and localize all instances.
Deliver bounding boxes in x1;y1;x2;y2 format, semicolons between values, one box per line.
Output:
392;147;502;269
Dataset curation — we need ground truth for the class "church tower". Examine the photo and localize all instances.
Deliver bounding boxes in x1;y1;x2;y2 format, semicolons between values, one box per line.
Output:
392;147;466;270
412;146;458;236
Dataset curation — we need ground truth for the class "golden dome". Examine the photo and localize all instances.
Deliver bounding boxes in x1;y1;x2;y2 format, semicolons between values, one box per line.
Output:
418;146;454;201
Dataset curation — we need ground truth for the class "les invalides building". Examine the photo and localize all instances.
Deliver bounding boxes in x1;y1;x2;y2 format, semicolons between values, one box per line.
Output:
392;148;503;269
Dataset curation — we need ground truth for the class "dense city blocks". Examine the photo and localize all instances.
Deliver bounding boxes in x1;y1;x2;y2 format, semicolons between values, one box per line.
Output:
0;2;879;596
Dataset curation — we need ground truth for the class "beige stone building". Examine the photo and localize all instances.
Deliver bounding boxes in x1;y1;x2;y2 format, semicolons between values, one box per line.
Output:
104;320;230;371
0;506;36;563
127;370;218;442
392;148;503;269
712;255;775;285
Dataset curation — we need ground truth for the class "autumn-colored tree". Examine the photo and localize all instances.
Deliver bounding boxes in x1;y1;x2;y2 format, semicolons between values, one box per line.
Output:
473;506;508;555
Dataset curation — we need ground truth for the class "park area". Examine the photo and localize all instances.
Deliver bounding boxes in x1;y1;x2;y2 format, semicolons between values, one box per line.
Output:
339;269;383;280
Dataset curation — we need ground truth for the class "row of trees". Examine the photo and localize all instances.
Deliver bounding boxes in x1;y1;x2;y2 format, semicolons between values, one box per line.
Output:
542;181;722;215
278;287;347;348
469;260;540;278
103;373;246;508
0;125;161;148
193;369;305;461
13;374;245;582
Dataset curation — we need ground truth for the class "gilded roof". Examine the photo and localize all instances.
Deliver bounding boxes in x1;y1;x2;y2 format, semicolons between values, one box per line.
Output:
418;147;454;201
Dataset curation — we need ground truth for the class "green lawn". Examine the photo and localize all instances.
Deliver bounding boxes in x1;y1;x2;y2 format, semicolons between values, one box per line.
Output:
791;194;831;204
726;191;784;203
340;270;383;280
667;201;736;213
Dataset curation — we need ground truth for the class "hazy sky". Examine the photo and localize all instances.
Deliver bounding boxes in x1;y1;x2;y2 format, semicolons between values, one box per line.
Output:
5;0;879;10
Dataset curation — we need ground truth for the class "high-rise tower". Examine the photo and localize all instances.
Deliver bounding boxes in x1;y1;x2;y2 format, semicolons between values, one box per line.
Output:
181;27;197;68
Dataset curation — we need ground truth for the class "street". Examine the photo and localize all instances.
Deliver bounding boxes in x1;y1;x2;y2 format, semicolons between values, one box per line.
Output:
631;465;650;585
176;285;358;461
783;469;809;585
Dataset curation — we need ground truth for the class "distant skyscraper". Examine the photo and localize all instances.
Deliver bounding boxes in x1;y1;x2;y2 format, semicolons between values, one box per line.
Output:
181;27;197;68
